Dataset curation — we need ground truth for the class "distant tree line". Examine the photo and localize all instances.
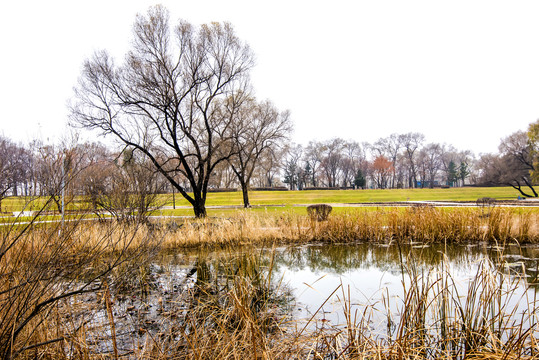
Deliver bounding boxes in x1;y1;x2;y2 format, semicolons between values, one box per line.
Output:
276;133;473;191
0;135;167;220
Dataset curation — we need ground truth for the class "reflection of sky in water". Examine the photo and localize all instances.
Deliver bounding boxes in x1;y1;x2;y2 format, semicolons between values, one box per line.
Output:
274;243;539;332
284;267;403;328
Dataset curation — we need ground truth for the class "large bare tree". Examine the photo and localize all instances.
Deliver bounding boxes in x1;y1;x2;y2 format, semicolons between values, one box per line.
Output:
225;96;291;207
372;134;402;188
71;6;254;217
320;138;345;188
417;143;442;188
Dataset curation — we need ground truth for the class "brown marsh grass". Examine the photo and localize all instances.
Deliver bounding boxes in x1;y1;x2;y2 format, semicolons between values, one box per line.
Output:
0;214;160;359
145;207;539;249
3;206;539;359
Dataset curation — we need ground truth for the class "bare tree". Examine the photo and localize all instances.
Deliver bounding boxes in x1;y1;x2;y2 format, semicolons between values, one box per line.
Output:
372;134;402;188
371;155;393;189
209;161;237;189
91;149;165;222
304;141;324;187
13;147;35;198
77;142;114;205
477;153;534;196
226;96;291;207
320;138;345;188
417;143;442;188
35;136;88;215
399;132;425;188
250;145;285;187
71;6;255;218
341;140;367;187
494;130;537;196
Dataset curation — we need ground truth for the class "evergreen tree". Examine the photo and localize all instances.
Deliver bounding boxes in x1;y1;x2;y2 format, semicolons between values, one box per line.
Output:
447;161;458;187
354;169;366;189
304;163;313;187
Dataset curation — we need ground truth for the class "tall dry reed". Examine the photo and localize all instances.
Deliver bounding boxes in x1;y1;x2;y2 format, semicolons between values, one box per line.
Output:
5;206;539;359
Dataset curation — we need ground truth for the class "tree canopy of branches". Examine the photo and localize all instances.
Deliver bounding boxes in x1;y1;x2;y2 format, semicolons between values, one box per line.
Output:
87;149;165;222
226;96;291;207
71;6;255;217
371;155;393;189
478;130;537;197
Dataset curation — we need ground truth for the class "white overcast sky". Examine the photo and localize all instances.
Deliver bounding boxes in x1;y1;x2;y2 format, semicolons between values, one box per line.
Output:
2;0;539;155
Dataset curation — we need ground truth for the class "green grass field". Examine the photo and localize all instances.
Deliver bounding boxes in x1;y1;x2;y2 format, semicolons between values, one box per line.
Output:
162;186;522;207
0;186;527;218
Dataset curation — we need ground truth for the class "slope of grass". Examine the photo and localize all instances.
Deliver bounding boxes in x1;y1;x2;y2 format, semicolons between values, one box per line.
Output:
0;186;524;216
162;186;522;208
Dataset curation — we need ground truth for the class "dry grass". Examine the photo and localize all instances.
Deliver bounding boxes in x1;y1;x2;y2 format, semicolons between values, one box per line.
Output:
144;207;539;250
3;207;539;359
47;250;535;360
0;213;161;359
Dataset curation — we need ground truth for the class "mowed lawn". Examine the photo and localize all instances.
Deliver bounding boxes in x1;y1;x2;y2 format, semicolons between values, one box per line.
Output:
0;186;526;217
163;186;522;207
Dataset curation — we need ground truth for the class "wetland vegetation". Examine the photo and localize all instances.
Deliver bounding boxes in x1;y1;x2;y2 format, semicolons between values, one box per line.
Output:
2;203;539;359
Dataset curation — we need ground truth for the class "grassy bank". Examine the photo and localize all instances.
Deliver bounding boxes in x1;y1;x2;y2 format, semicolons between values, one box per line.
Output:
148;207;539;249
163;186;523;207
0;186;524;215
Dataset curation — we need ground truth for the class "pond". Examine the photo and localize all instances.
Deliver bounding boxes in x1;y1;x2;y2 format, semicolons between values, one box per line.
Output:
269;242;539;335
73;241;539;357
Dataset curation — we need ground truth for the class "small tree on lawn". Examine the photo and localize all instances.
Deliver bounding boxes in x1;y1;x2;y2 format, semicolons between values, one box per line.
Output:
447;161;458;187
354;169;366;189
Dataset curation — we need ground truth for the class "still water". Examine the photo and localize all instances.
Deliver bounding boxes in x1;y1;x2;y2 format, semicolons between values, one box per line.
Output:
268;242;539;332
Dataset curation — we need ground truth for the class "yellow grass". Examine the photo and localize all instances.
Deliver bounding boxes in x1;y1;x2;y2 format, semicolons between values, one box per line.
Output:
3;206;539;359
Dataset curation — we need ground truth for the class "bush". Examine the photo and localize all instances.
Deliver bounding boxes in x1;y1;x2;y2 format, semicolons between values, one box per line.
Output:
207;188;238;193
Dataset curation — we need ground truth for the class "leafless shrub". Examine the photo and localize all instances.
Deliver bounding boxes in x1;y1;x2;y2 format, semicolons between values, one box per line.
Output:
0;199;155;359
477;197;496;217
88;149;165;224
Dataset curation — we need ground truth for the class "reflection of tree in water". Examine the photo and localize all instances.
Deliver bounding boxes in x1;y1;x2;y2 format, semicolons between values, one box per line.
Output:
272;242;539;286
157;243;539;291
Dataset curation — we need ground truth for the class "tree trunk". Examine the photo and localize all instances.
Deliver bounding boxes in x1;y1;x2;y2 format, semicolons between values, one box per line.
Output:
188;188;207;218
509;181;534;198
53;196;62;214
241;183;250;208
522;177;538;197
193;200;207;218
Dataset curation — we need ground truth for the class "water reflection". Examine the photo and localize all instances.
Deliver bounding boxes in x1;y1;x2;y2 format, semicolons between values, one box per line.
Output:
270;242;539;330
272;242;539;285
